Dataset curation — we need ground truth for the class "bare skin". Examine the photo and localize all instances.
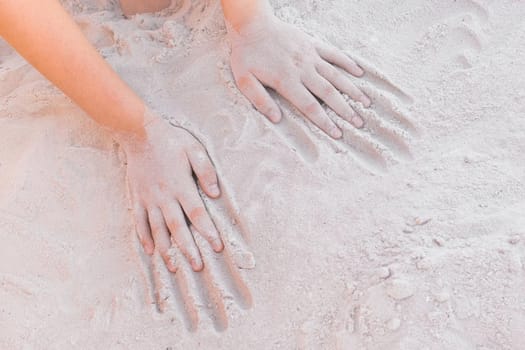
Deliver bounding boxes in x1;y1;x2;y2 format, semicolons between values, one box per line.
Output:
0;0;223;273
121;0;371;138
0;0;370;276
119;0;171;16
222;0;371;138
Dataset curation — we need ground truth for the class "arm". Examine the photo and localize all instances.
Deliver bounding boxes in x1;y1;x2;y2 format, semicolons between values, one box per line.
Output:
119;0;171;16
0;0;148;135
0;0;224;271
221;0;370;139
220;0;270;32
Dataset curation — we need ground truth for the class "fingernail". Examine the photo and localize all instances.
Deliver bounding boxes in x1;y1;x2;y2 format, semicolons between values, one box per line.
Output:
213;239;224;252
192;259;204;271
209;183;220;197
268;108;282;123
362;96;372;107
143;241;154;255
331;127;343;139
352;116;365;129
168;263;178;273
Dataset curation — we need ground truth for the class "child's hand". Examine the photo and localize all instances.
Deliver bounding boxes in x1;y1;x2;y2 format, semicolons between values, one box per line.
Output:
117;114;224;273
228;14;371;139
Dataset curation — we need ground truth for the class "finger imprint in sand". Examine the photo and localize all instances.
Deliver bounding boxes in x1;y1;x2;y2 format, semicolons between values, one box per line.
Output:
349;54;414;105
138;237;200;331
334;60;418;169
191;228;229;332
324;73;416;172
134;188;253;331
350;101;411;159
199;187;254;308
355;83;418;137
270;97;323;163
167;249;202;332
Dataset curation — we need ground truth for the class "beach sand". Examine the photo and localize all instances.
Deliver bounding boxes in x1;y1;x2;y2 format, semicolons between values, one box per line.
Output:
1;0;524;348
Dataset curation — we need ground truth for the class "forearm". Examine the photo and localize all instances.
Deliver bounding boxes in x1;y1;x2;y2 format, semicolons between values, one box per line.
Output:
0;0;150;136
220;0;273;32
119;0;171;16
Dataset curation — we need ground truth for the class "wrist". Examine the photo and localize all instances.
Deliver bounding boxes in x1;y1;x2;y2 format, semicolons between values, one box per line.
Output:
226;11;278;49
112;108;160;153
222;0;275;35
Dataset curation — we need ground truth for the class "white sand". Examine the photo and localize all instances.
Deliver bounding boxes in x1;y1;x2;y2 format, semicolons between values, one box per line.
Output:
1;0;524;348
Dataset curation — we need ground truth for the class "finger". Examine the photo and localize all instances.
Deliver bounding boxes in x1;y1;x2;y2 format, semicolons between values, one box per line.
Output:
161;201;204;272
233;71;282;123
178;182;224;253
147;207;178;272
186;145;220;199
316;43;364;77
133;204;154;255
317;61;371;107
276;83;342;139
302;72;364;129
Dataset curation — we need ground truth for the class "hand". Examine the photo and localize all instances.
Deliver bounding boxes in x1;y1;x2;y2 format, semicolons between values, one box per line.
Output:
117;113;224;272
228;13;372;139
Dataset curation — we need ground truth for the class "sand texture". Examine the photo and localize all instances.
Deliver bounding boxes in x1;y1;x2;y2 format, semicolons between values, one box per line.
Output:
1;0;524;349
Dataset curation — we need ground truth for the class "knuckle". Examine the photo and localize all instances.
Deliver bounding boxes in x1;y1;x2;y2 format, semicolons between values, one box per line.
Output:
236;74;252;90
158;245;169;256
188;207;206;223
331;70;344;84
273;80;282;90
322;83;335;97
148;220;161;233
272;77;285;90
322;65;337;80
304;101;320;115
166;218;180;232
272;71;294;89
324;70;336;82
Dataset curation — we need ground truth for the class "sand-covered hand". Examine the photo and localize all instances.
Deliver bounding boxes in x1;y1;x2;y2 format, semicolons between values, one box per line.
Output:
228;13;371;139
118;115;224;273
